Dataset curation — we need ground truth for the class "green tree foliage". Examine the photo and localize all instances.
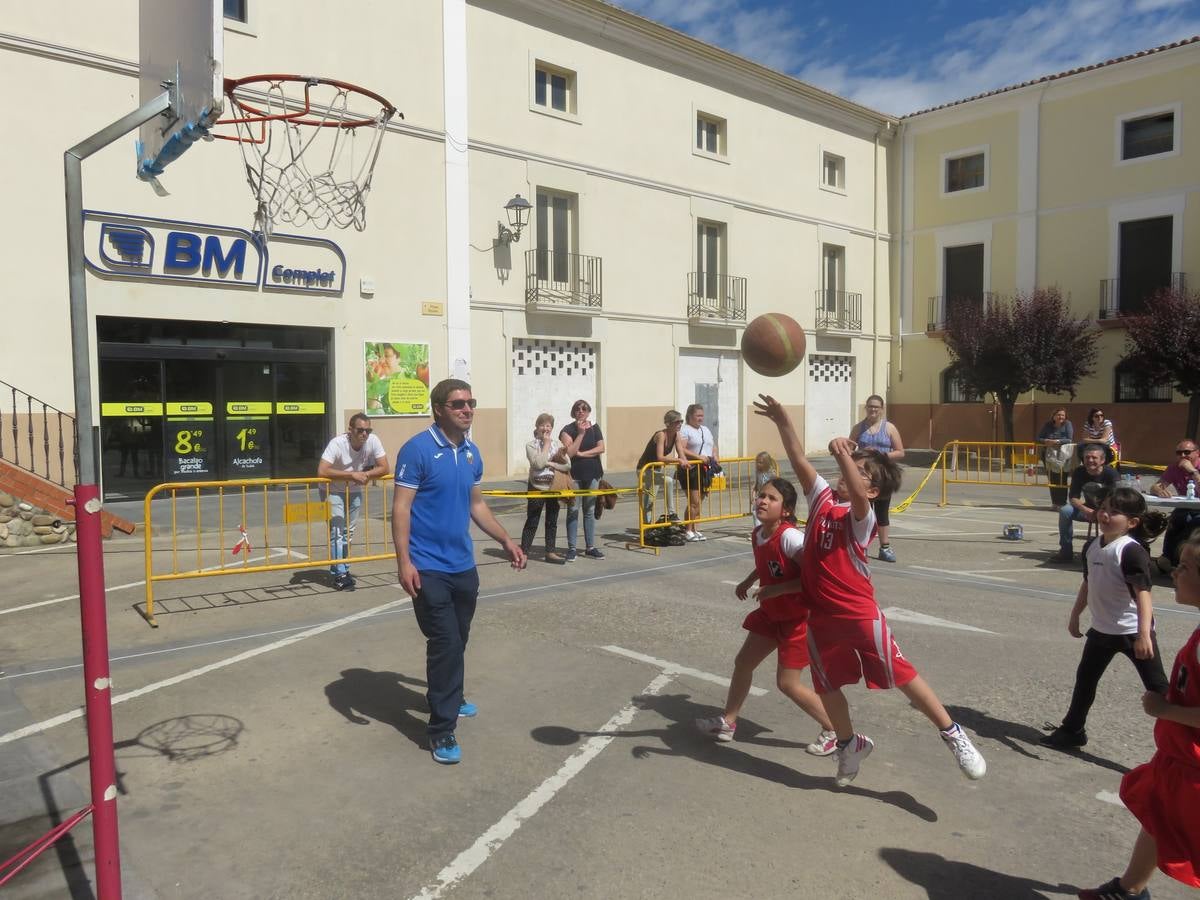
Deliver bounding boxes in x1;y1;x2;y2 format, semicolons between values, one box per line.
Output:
1121;286;1200;439
943;288;1098;443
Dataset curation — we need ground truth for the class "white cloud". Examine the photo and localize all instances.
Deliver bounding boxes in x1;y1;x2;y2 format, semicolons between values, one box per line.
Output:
613;0;1200;116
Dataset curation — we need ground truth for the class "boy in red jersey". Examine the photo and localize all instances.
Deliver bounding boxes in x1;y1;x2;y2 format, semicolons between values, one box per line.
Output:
755;393;986;786
1076;535;1200;900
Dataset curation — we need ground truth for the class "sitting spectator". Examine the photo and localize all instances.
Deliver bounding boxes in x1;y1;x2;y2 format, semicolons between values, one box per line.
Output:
522;413;571;563
1053;444;1118;564
1081;407;1117;465
636;410;684;525
1154;440;1200;570
1036;407;1074;508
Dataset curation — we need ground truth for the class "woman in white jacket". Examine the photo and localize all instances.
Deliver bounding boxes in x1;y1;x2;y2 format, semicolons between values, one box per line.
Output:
521;413;572;563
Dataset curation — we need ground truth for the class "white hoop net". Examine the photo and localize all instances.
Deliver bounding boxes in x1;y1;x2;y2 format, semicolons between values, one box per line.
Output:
224;78;396;235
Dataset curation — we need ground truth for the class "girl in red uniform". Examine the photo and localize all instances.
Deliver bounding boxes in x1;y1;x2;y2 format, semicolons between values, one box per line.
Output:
694;477;837;755
1077;534;1200;899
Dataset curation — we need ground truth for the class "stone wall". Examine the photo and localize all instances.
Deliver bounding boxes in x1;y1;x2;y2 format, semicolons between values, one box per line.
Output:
0;490;77;547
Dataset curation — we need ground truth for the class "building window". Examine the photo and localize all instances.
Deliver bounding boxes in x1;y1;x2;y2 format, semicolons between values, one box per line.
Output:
1115;363;1171;402
696;220;726;299
822;151;845;192
942;369;980;403
695;112;726;158
223;0;248;22
944;151;986;193
533;62;576;116
534;189;577;284
821;244;845;311
1122;111;1175;161
1104;216;1176;318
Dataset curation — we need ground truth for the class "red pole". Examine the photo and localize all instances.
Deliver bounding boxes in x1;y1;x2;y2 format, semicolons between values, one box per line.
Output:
73;483;122;897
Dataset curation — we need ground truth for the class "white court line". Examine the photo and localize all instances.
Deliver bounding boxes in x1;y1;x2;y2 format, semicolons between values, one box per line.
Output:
720;580;740;586
0;548;308;616
880;607;997;635
1096;790;1125;807
601;645;768;696
0;594;413;746
892;529;1055;539
408;671;674;900
910;565;1015;583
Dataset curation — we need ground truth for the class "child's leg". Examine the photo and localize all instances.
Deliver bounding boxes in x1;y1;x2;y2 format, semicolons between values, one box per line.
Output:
897;675;954;731
1061;634;1121;732
818;688;854;741
1123;633;1170;696
777;666;834;731
1119;828;1159;894
722;633;776;724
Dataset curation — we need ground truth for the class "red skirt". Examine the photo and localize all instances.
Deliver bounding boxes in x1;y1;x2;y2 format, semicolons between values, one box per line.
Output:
1120;753;1200;888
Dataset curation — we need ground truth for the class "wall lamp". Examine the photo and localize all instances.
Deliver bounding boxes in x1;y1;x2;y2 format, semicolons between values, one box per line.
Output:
498;194;532;244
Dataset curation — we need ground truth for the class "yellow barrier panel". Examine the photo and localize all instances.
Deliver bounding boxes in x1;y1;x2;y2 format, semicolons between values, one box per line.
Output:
636;456;770;552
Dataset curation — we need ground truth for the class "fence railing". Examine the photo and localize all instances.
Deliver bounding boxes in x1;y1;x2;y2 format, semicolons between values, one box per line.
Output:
687;272;747;321
815;289;862;331
1099;272;1186;320
0;379;78;487
525;248;603;308
926;292;998;332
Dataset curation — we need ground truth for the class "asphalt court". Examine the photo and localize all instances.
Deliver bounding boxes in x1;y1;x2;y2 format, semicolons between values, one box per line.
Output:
2;477;1198;899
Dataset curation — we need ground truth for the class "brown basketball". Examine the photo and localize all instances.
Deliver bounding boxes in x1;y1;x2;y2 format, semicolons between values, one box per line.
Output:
741;313;806;377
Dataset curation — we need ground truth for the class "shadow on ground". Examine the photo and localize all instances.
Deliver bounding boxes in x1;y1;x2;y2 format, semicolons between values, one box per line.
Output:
946;704;1129;775
879;847;1076;898
324;668;429;748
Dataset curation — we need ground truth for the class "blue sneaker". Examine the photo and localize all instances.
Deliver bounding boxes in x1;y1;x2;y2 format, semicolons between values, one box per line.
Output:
430;733;461;764
458;701;478;718
565;548;577;562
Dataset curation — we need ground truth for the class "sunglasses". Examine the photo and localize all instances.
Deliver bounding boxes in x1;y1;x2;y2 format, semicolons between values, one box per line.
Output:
442;398;478;410
1178;449;1197;455
352;427;373;435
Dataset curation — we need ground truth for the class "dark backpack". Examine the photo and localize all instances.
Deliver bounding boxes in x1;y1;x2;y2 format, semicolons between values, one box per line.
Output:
644;514;687;547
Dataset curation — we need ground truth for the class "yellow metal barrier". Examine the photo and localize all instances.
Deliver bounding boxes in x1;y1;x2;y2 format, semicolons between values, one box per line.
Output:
636;456;769;551
939;440;1053;506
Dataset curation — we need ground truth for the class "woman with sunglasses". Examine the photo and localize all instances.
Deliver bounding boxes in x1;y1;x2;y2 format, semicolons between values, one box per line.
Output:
1082;407;1118;466
560;400;606;561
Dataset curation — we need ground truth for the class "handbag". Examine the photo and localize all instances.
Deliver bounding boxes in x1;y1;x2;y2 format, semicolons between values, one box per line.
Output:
550;471;575;505
1044;443;1075;474
593;478;617;519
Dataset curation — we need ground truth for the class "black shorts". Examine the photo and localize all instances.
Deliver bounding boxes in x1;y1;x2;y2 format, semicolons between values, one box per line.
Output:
872;493;891;527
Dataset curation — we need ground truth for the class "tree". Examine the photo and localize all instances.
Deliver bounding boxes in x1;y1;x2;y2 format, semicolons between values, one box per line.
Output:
1120;285;1200;439
943;288;1098;443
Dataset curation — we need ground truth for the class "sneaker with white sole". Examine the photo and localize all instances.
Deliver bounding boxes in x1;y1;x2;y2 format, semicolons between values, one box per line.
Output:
878;545;896;563
694;714;735;742
806;729;838;756
430;733;461;764
684;531;703;543
458;701;477;718
941;723;986;780
834;733;874;786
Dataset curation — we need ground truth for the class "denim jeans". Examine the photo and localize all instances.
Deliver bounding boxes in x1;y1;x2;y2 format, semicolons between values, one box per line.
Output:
411;568;480;737
328;490;362;576
1057;503;1089;553
566;477;599;550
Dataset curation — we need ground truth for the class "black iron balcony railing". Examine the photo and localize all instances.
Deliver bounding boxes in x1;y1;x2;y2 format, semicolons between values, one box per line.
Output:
927;292;998;332
687;272;747;322
1099;272;1186;320
1;379;78;487
525;249;603;309
814;290;862;331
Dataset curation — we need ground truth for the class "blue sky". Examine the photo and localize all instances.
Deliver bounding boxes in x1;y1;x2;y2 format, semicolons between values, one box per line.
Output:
612;0;1200;116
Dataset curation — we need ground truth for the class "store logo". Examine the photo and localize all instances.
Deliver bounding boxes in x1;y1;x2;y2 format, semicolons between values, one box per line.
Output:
83;211;345;295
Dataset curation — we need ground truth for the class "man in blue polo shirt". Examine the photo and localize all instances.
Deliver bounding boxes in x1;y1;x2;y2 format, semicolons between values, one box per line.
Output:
391;378;526;764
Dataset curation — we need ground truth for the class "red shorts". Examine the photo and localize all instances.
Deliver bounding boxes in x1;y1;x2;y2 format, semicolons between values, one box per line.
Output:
742;608;811;670
1120;753;1200;887
805;612;918;694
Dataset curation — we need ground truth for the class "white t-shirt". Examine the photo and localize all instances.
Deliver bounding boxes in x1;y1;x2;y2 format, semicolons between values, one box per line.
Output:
755;524;804;558
680;423;715;458
320;432;387;495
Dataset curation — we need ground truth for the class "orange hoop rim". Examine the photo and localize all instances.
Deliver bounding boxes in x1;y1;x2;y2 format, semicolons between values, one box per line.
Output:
221;74;399;129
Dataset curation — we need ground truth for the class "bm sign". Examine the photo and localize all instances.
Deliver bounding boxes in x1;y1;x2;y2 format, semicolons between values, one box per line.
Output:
82;211;345;295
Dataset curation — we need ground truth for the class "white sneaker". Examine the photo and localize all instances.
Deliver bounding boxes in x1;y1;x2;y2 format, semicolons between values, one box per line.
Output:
685;531;703;543
834;733;874;786
694;714;735;742
806;729;838;756
695;532;707;541
941;724;986;780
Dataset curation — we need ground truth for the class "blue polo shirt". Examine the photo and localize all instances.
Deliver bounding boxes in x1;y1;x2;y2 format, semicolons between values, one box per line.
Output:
394;424;483;573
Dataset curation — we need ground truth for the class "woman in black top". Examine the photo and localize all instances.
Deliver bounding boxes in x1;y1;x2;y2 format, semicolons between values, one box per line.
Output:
560;399;605;561
637;410;684;524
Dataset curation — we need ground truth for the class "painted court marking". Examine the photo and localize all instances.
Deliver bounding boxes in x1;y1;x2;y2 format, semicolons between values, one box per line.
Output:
1096;790;1125;808
601;645;768;696
910;565;1016;583
407;671;674;900
879;607;997;635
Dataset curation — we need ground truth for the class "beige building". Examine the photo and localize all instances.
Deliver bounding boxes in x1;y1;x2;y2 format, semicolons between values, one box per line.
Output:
892;36;1200;463
1;0;895;501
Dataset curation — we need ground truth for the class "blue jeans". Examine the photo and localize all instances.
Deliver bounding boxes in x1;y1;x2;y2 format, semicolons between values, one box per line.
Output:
1058;503;1088;554
412;568;480;737
328;491;362;576
566;477;599;550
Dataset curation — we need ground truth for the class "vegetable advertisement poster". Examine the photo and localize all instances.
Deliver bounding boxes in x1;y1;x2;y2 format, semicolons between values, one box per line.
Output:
365;342;430;416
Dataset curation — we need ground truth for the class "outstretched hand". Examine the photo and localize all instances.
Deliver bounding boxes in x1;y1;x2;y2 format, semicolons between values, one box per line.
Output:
752;394;789;424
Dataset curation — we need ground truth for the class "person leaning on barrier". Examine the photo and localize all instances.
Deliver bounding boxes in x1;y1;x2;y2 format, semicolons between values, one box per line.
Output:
678;404;720;542
636;409;685;525
1153;440;1200;572
1037;407;1075;509
391;379;526;765
317;412;390;592
1053;444;1118;565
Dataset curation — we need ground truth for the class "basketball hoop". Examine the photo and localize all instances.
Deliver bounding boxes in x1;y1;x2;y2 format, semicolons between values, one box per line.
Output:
216;74;400;235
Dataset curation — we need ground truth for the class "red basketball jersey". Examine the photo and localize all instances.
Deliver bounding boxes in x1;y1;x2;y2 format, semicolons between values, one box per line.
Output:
752;521;808;622
1154;625;1200;767
800;476;878;620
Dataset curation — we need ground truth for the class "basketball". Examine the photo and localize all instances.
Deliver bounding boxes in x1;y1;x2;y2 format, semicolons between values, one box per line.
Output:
741;313;806;377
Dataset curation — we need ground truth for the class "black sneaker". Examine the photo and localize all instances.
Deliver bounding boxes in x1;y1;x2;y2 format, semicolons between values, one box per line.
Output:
1041;726;1087;749
584;547;605;559
332;574;354;591
1077;876;1149;899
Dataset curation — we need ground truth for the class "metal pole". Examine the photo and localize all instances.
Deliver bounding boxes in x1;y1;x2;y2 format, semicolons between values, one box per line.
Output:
63;91;170;900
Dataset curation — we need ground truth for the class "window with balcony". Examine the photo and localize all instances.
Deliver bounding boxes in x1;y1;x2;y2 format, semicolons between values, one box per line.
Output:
533;62;576;117
815;244;860;331
822;151;845;192
527;189;600;308
1115;361;1171;402
944;150;986;194
695;112;726;159
942;368;980;403
1100;216;1178;319
928;243;985;330
1121;109;1176;161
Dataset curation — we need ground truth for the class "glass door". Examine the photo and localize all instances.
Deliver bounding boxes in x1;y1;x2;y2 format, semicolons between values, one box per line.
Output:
163;360;218;481
223;361;274;479
99;360;164;500
275;362;328;478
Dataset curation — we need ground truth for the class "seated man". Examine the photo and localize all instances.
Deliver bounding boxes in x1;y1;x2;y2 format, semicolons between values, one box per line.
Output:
1052;444;1117;564
1155;439;1200;569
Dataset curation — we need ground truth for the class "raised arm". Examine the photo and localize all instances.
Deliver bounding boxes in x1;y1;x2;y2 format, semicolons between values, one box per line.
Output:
828;436;871;520
753;394;817;493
